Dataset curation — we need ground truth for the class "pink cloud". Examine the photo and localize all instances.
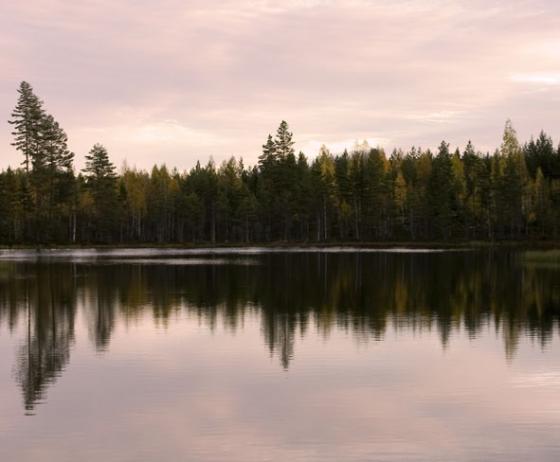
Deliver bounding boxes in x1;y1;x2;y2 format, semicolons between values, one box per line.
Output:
1;0;559;170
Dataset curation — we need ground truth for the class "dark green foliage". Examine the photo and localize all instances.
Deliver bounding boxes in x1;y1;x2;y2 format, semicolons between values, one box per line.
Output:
8;81;44;173
7;82;75;243
428;141;456;238
3;83;560;244
524;131;560;180
81;144;119;242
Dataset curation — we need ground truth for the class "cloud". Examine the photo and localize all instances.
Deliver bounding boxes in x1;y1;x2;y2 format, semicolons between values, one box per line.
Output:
1;0;560;169
510;73;560;86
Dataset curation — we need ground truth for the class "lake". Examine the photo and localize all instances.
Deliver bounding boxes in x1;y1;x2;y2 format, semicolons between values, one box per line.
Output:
1;248;559;461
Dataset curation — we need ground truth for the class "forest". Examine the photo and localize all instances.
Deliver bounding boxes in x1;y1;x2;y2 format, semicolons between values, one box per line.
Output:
2;81;560;245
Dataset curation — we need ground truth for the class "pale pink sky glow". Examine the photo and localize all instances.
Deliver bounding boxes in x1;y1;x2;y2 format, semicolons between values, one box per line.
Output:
1;0;559;170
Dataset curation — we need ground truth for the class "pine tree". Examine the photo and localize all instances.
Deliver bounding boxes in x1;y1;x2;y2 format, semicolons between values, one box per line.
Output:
41;113;75;240
42;114;74;173
84;144;116;182
9;82;75;242
8;82;44;173
5;99;560;246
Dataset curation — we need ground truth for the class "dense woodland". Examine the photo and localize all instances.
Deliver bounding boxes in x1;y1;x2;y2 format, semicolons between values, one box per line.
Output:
2;81;560;245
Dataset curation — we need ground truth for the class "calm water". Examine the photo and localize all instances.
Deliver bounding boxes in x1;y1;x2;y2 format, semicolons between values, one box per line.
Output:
1;248;560;461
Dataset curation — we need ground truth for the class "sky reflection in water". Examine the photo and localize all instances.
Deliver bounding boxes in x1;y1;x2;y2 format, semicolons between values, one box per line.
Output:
0;250;559;462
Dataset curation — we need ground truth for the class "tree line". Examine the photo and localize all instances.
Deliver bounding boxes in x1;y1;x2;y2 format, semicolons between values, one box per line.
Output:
2;81;560;245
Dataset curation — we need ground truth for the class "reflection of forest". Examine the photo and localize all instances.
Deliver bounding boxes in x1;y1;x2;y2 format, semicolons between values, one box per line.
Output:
1;252;559;410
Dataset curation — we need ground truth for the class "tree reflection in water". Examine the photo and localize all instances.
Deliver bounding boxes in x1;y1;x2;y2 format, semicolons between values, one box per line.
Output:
0;251;559;411
8;264;76;414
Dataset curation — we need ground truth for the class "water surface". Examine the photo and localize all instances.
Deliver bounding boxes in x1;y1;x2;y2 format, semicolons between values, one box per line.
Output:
1;249;559;461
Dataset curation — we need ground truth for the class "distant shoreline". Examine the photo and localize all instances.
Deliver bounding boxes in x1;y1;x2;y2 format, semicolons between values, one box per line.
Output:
1;240;559;251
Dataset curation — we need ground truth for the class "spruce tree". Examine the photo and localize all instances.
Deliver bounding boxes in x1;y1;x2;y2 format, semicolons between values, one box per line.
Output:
258;134;277;172
274;121;295;159
82;144;119;242
428;141;456;238
257;134;279;239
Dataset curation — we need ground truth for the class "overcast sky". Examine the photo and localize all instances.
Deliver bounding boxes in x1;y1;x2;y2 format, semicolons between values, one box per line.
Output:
1;0;559;170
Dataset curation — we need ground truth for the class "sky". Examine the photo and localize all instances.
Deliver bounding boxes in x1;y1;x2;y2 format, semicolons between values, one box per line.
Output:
1;0;559;171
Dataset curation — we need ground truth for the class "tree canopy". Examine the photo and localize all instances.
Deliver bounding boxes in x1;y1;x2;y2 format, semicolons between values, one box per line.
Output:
2;81;560;245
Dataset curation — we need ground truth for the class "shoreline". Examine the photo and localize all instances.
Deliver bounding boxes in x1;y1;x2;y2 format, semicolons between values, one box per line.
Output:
1;240;560;251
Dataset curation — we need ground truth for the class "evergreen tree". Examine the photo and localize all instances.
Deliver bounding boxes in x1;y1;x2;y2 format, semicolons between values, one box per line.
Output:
258;134;277;171
362;148;387;239
8;82;44;173
5;86;560;246
83;144;116;181
9;82;75;242
334;150;353;239
428;141;456;238
82;144;119;242
274;120;295;159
